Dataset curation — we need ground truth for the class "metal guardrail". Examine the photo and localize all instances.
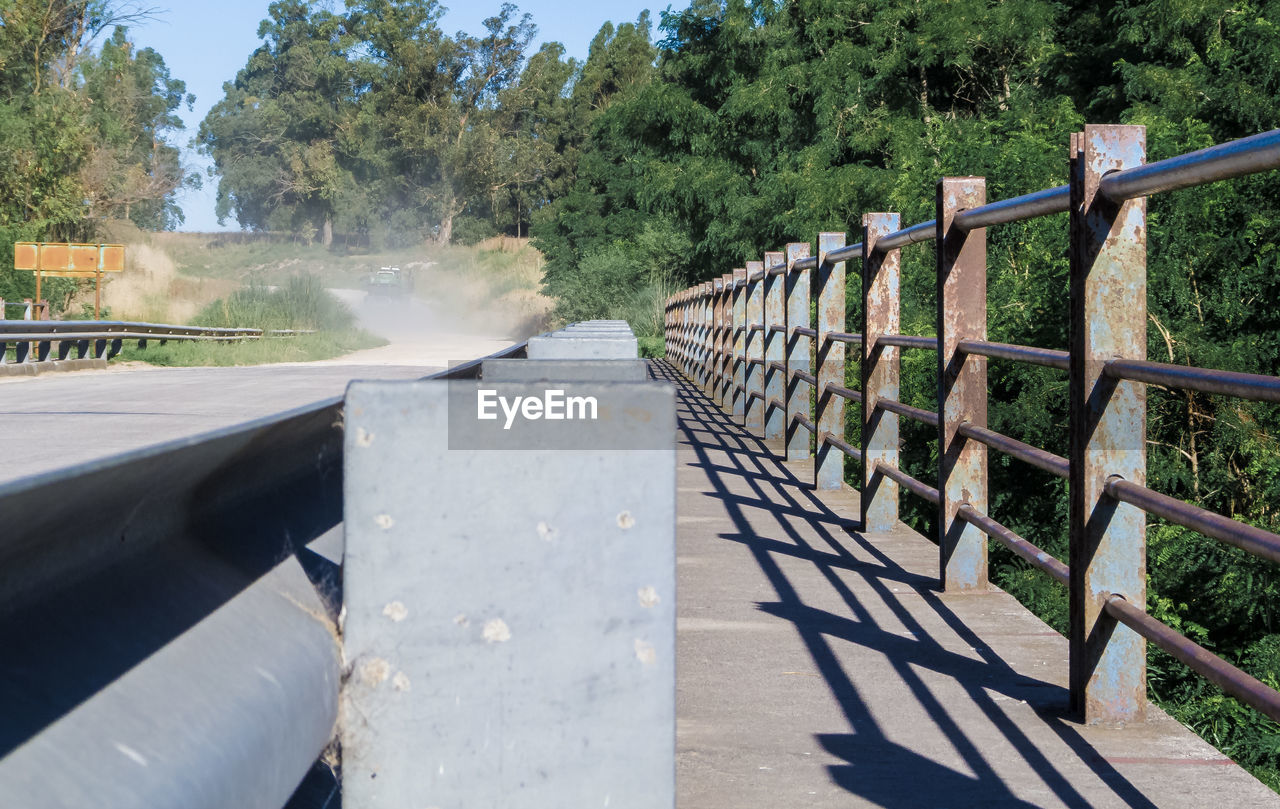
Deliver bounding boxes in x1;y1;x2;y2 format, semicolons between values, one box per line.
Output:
665;125;1280;727
0;338;530;808
0;319;284;364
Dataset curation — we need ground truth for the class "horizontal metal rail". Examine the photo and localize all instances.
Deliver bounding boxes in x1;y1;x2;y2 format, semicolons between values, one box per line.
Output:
875;462;940;505
824;331;862;345
792;412;816;434
821;431;862;461
0;320;262;340
768;324;786;335
768;361;786;374
793;255;818;271
957;423;1069;479
823;383;863;403
791;369;817;386
957;504;1070;585
1104;594;1280;723
875;220;937;253
767;262;787;277
1105;477;1280;565
824;241;864;264
954;186;1070;231
1100;129;1280;202
1105;358;1280;402
792;326;817;338
877;397;939;428
957;339;1069;371
880;334;938;351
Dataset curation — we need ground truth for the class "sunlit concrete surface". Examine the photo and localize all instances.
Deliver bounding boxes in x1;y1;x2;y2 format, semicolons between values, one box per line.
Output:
652;360;1279;809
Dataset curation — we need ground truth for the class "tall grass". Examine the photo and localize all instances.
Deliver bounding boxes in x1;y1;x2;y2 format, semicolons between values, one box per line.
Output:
193;275;355;331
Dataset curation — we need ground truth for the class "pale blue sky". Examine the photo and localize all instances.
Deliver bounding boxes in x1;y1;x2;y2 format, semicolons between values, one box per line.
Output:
123;1;671;232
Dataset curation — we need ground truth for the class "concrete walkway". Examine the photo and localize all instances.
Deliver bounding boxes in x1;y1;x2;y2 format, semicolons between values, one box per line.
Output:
651;360;1278;808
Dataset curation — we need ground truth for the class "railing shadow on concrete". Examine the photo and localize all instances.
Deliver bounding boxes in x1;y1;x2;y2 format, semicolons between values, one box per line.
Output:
651;360;1162;808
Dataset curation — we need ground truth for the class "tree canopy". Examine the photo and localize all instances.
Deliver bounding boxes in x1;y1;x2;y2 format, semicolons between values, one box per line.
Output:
0;0;196;308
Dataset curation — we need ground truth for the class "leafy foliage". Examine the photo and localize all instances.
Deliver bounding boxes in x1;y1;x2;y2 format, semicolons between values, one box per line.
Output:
0;1;194;310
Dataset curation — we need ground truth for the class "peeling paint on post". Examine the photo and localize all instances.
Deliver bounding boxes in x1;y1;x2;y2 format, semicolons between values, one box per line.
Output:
785;243;812;461
732;268;747;422
719;274;734;409
937;178;989;592
763;251;786;442
815;232;847;490
745;261;765;434
1069;125;1148;725
862;214;901;533
712;277;725;400
699;283;713;391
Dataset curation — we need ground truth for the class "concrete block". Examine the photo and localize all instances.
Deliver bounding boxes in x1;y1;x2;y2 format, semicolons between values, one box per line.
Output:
482;358;649;382
343;379;675;808
527;335;638;360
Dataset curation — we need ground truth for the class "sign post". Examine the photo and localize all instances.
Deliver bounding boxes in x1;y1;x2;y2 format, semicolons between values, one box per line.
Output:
13;243;125;320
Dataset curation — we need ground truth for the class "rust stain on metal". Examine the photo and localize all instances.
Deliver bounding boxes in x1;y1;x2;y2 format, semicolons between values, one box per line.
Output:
937;177;989;592
862;213;901;532
1069;124;1148;725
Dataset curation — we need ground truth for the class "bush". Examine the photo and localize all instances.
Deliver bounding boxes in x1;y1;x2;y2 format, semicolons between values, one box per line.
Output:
194;274;354;331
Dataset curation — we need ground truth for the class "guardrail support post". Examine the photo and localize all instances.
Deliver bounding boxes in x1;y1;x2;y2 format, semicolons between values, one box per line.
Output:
815;232;847;489
862;214;901;532
764;251;786;442
785;242;812;461
732;268;747;422
1069;124;1148;724
937;177;989;592
745;261;765;433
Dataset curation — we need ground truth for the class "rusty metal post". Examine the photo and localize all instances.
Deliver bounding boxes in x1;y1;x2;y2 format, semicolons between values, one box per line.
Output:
1069;124;1148;725
937;177;989;592
683;289;692;374
763;251;786;442
703;281;715;393
697;284;711;390
732;268;747;422
720;274;734;408
745;261;765;433
862;214;901;532
711;277;725;398
815;232;847;489
785;243;812;461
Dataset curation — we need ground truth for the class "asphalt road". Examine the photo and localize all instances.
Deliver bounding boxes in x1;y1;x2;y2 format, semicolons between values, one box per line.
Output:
0;289;515;486
0;363;434;485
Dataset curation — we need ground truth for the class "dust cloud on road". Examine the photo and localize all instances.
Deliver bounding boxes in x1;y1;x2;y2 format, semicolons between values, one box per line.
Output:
302;288;516;369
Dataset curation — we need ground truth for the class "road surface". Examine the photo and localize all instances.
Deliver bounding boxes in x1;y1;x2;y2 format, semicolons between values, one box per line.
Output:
0;289;515;485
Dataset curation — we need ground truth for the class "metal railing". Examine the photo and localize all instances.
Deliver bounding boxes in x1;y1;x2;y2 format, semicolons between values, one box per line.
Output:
0;320;301;365
0;338;530;808
664;125;1280;726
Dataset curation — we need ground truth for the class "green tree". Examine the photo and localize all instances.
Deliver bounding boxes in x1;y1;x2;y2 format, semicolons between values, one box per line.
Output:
199;1;356;243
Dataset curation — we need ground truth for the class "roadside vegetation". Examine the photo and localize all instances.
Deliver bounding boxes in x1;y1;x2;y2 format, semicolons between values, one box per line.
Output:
113;274;383;367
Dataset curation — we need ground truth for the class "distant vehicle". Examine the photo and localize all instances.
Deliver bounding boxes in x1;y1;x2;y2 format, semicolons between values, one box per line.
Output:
363;266;413;298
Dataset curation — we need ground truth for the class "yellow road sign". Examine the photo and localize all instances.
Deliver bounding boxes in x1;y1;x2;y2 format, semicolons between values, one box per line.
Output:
13;242;125;275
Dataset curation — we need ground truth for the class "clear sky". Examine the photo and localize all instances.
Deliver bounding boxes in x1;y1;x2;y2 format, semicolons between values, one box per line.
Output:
122;1;670;232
